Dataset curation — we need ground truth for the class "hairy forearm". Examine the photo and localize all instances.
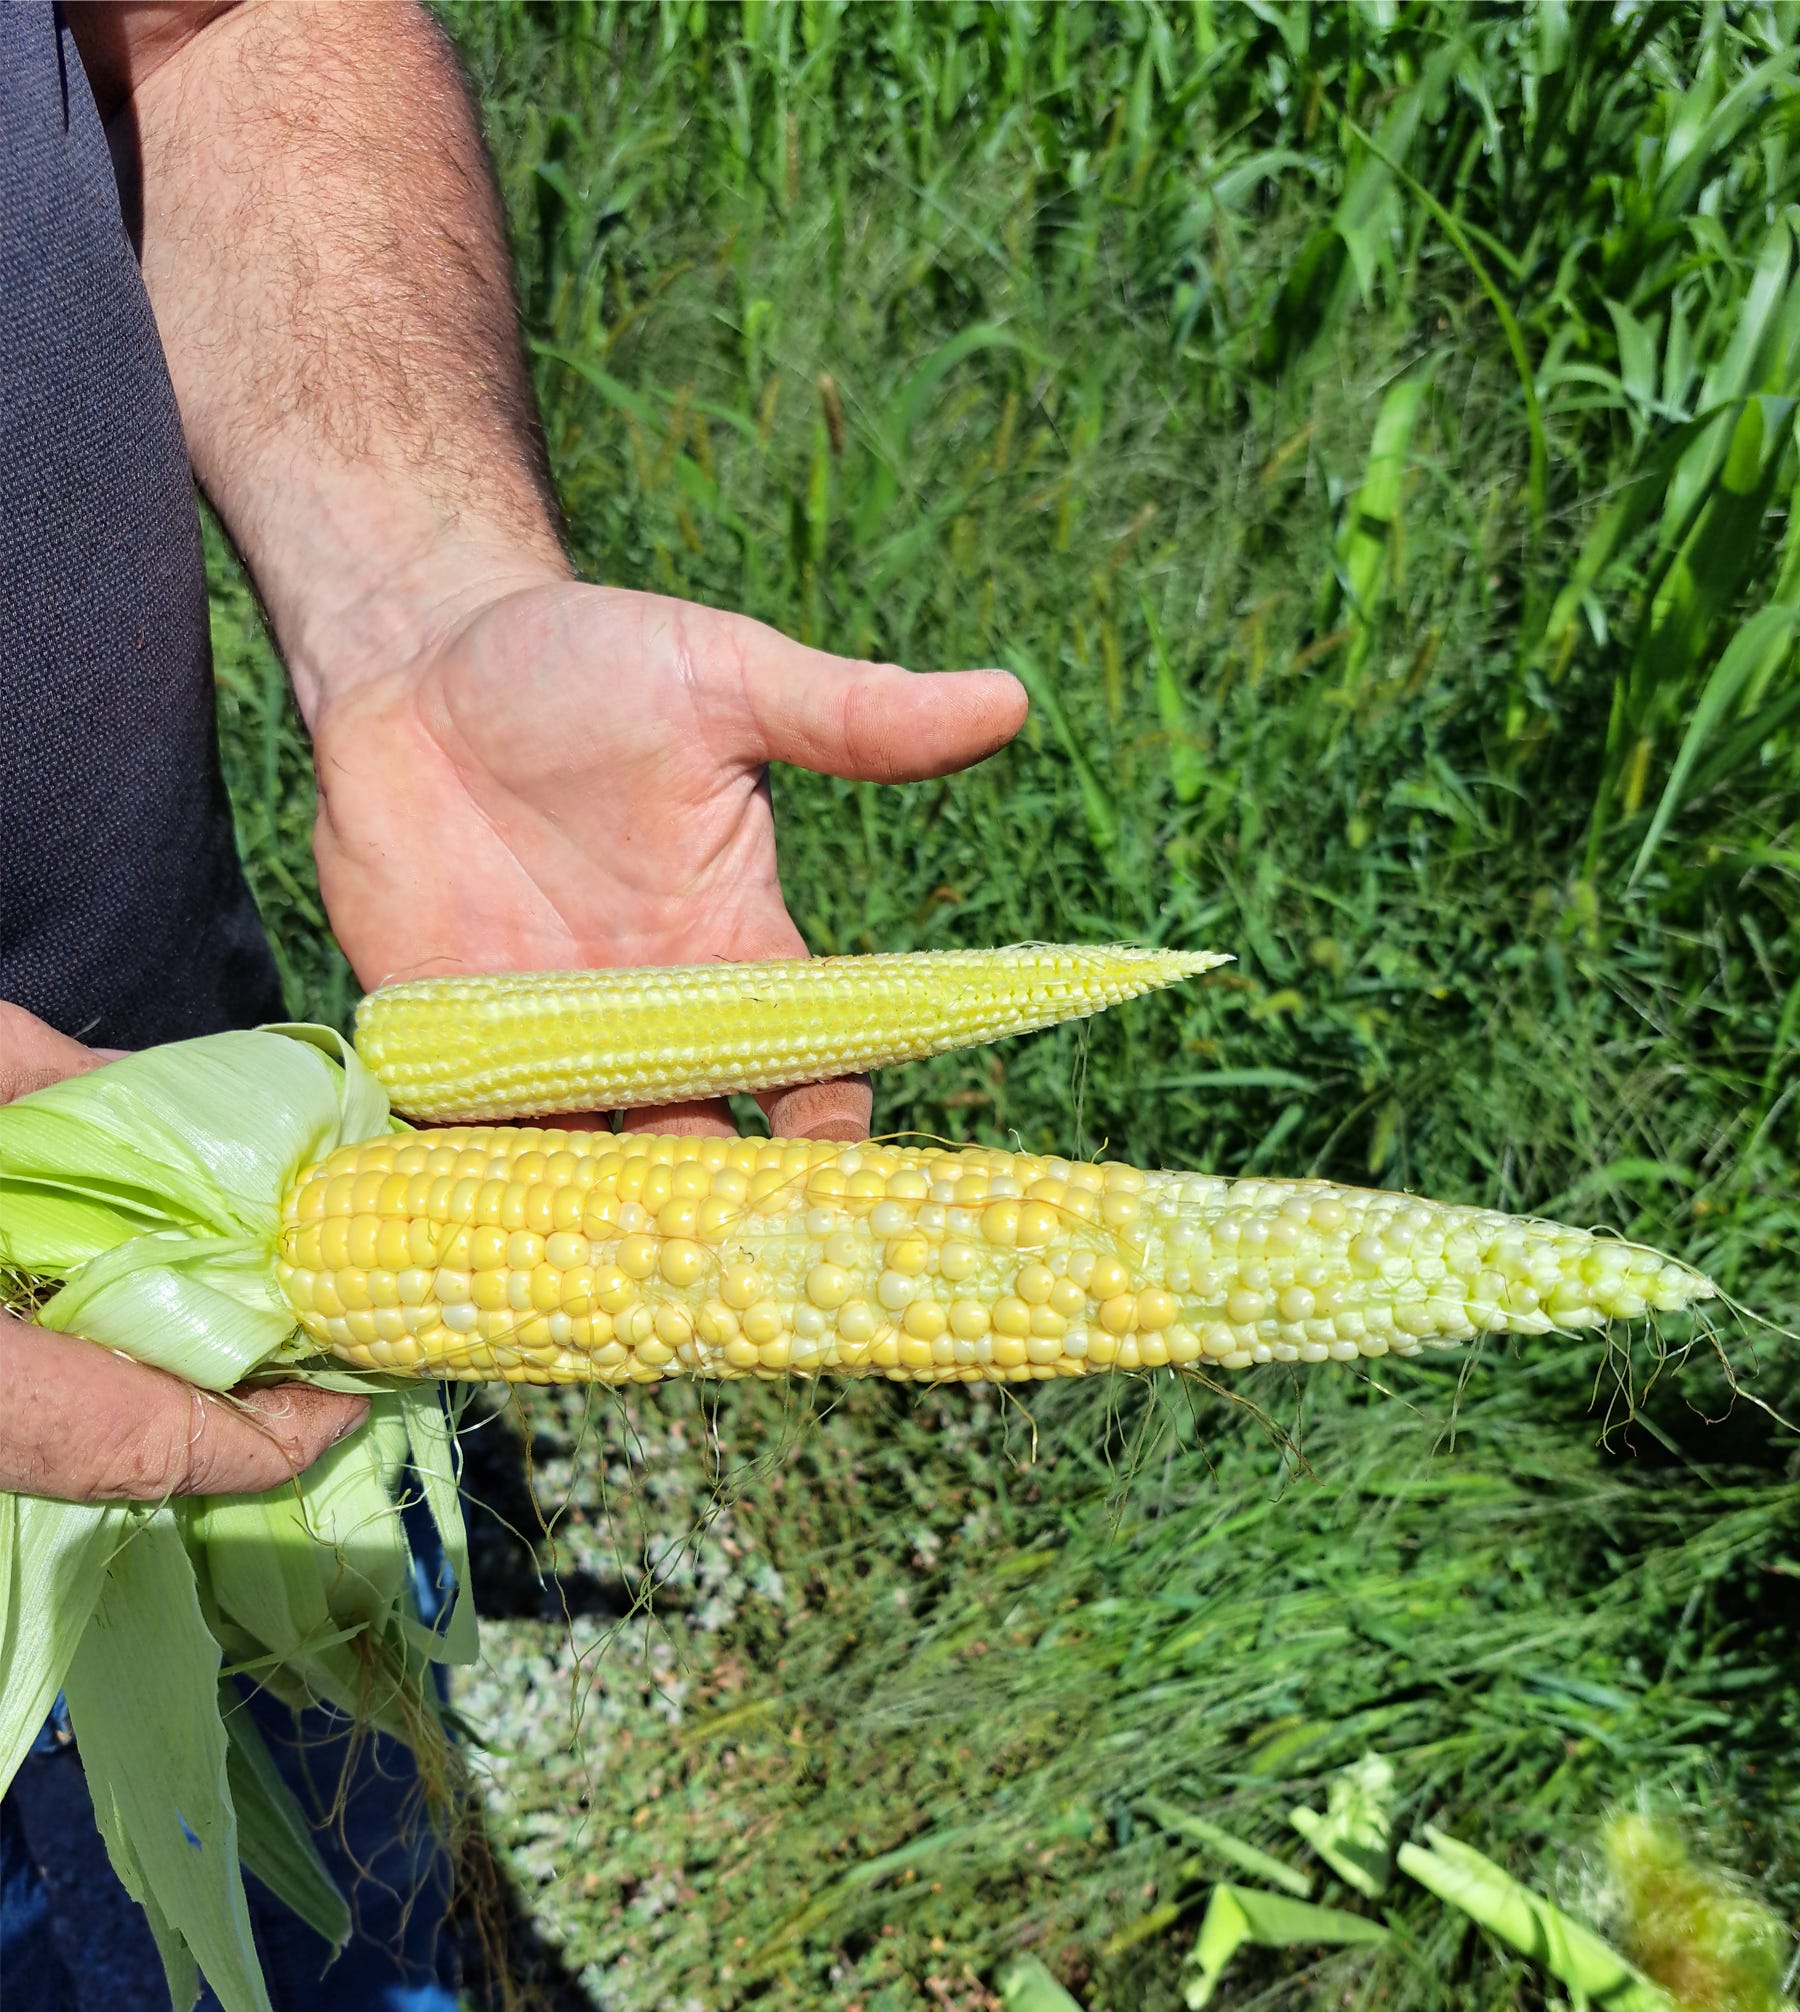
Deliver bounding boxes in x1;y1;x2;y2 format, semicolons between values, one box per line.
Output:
83;0;568;722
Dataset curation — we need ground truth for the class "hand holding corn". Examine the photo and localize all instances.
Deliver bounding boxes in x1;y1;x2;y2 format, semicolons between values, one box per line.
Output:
307;578;1029;1141
0;1001;367;1502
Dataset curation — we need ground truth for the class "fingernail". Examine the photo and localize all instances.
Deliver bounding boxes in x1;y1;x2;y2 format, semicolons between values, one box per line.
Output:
800;1115;869;1141
331;1401;370;1445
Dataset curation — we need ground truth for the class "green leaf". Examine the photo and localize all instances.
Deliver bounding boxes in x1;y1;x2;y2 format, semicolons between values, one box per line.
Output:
2;1027;394;1393
0;1494;129;1796
1398;1828;1674;2011
1629;601;1800;884
997;1953;1087;2011
1138;1794;1313;1896
1142;595;1206;805
852;324;1039;545
218;1684;351;1953
1334;368;1434;680
1288;1752;1396;1897
1340;112;1546;536
195;1396;445;1738
0;1027;391;1276
63;1512;272;2012
1184;1884;1388;2008
1607;298;1661;418
39;1240;298;1389
0;1184;177;1272
1634;399;1795;722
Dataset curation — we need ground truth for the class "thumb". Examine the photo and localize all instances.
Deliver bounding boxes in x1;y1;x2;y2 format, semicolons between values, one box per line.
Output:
732;627;1028;783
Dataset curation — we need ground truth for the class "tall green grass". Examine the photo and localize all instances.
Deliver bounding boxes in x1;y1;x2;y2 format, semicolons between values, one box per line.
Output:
207;4;1799;2006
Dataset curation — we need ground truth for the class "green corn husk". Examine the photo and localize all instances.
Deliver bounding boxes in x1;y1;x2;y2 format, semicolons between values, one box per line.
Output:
1399;1828;1677;2012
0;1026;465;2012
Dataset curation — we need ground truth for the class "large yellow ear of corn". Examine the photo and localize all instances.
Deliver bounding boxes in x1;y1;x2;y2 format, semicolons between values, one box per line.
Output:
276;1129;1715;1387
352;944;1226;1121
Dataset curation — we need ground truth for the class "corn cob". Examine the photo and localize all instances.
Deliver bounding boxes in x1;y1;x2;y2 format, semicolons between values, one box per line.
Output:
352;944;1226;1120
276;1129;1715;1386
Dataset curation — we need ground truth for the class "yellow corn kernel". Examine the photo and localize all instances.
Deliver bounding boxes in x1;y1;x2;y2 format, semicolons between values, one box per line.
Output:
949;1299;991;1341
277;1128;1715;1385
902;1298;947;1342
618;1234;659;1280
806;1263;852;1310
992;1296;1032;1338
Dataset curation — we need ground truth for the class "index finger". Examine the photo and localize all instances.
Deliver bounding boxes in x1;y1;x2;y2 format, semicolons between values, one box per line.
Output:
758;1075;871;1142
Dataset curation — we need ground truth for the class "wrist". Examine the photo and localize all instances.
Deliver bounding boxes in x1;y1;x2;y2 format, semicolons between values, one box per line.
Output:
270;481;571;728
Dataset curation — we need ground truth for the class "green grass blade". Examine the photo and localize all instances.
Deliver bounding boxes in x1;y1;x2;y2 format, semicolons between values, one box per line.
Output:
1008;649;1121;860
1340;113;1547;538
1140;1794;1314;1896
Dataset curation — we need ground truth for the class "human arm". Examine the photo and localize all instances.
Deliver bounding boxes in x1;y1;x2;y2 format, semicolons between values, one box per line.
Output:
0;1004;368;1501
68;1;1028;1140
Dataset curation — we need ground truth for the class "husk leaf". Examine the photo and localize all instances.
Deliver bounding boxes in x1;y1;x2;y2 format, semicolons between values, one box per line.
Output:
62;1511;271;2012
0;1027;471;2010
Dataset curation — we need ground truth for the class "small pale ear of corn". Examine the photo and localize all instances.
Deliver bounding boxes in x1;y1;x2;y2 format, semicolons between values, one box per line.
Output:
276;1130;1716;1387
351;944;1227;1121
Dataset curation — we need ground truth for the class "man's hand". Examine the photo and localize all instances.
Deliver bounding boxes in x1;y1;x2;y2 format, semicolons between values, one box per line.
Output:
311;583;1027;1138
0;1003;367;1501
82;2;1027;1141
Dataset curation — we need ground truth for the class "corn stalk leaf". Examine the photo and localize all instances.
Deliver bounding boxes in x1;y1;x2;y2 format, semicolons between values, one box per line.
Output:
1630;396;1796;734
63;1511;272;2012
1339;111;1547;537
1628;600;1800;885
1332;368;1435;683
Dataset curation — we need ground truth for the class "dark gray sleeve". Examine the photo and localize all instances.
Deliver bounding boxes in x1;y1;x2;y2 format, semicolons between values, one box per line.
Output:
0;3;284;1047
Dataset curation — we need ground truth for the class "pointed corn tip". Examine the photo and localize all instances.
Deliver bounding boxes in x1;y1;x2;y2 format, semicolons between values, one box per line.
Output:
1062;943;1231;989
1161;948;1234;979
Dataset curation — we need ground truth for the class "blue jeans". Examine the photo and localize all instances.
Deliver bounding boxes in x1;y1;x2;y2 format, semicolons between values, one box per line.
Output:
0;1690;461;2012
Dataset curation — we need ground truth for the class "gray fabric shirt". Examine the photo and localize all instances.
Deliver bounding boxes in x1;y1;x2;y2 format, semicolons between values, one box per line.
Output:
0;3;282;1046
